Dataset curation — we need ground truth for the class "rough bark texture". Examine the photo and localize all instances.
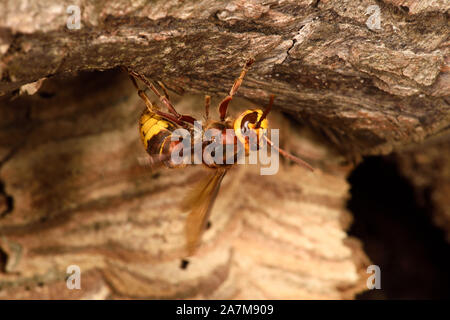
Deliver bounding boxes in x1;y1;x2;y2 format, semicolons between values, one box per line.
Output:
0;0;448;299
0;0;449;156
0;71;367;299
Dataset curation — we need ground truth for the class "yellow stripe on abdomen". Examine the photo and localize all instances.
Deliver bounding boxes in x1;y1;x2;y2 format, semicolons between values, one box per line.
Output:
139;109;177;152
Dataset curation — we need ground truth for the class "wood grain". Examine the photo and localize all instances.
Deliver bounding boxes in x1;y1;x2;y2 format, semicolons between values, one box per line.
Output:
0;70;368;299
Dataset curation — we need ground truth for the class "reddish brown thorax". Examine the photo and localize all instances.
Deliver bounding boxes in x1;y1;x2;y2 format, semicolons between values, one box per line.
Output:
201;121;238;168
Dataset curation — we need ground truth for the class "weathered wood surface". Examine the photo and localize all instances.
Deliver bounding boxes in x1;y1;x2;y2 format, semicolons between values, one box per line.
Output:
0;0;448;156
0;0;448;300
0;71;367;299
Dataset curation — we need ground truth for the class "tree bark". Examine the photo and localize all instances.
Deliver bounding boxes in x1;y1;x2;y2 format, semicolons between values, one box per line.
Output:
0;71;368;299
0;0;448;299
0;0;448;156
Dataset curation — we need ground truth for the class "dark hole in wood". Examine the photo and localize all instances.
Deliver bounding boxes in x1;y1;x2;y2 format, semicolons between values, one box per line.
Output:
400;5;409;13
180;259;190;270
347;156;450;299
0;248;7;273
0;182;13;218
151;172;161;179
38;91;55;99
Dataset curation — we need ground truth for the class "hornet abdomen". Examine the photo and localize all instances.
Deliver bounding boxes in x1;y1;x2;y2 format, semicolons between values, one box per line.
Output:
139;109;180;163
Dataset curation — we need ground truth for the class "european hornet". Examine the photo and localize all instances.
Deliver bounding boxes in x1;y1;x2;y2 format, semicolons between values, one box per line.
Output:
123;58;313;256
